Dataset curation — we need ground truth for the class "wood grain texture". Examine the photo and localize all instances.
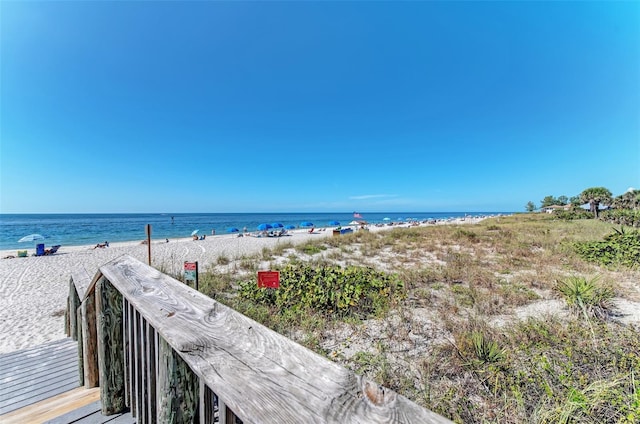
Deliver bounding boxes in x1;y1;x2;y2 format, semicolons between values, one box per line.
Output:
0;339;79;415
81;293;99;388
97;254;452;423
96;277;125;415
0;387;100;424
68;280;80;342
157;336;199;423
72;265;93;301
77;307;84;386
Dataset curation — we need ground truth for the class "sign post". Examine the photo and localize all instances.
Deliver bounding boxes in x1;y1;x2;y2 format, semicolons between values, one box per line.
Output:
257;271;280;289
145;224;152;265
184;261;199;290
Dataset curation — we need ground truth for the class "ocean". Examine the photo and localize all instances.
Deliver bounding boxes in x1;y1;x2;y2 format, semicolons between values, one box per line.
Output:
0;212;509;251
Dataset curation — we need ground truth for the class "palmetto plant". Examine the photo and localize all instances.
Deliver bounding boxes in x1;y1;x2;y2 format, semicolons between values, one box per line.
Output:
555;276;614;320
471;331;504;365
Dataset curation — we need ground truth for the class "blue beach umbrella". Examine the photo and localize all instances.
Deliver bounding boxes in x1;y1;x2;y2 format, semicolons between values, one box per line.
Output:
300;221;314;227
328;220;340;226
257;223;272;231
191;229;199;236
227;227;239;233
271;222;284;228
285;224;296;230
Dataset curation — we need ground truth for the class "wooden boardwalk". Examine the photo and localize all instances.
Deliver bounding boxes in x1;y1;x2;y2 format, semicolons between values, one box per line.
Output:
0;338;135;423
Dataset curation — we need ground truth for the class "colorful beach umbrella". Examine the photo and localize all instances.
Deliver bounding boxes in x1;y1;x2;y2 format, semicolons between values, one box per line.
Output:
257;223;272;231
300;221;314;227
227;227;239;233
271;222;284;228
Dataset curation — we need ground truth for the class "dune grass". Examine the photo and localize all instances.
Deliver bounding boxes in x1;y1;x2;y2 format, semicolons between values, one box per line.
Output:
199;214;640;423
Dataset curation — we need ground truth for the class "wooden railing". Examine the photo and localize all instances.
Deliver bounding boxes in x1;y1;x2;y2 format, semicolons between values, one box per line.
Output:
67;254;451;423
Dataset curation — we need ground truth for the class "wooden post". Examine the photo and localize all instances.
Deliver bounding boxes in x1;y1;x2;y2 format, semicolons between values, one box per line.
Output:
68;280;80;341
157;336;198;423
146;321;157;422
81;293;99;388
199;380;214;424
146;224;152;266
65;297;70;337
77;307;84;386
96;277;126;415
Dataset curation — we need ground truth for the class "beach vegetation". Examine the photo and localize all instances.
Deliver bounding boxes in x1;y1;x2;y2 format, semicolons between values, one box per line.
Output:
237;262;405;319
579;186;613;218
573;226;640;268
295;241;326;255
555;276;615;320
600;209;640;227
199;272;235;300
201;213;640;423
554;209;593;221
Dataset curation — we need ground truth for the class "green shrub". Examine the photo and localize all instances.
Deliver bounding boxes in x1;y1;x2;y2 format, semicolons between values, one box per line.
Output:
555;209;593;220
574;227;640;268
600;209;640;227
238;263;406;319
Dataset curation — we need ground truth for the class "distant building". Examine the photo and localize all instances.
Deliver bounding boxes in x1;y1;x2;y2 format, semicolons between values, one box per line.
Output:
541;204;570;213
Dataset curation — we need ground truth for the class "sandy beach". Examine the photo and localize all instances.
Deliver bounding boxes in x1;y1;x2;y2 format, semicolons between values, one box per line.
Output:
0;218;487;354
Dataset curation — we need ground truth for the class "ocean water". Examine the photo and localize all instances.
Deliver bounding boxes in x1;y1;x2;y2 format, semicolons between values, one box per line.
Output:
0;212;508;251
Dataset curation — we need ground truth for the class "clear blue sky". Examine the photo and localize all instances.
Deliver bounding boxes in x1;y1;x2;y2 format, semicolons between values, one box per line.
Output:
1;1;638;214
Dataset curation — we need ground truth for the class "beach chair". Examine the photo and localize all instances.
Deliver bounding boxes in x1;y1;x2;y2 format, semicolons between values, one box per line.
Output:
36;243;45;256
45;245;61;255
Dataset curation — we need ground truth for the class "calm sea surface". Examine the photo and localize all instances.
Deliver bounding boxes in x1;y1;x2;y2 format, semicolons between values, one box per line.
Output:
0;212;509;251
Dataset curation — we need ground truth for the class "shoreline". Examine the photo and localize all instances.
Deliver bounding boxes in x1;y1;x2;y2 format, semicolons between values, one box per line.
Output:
0;213;507;252
0;217;487;354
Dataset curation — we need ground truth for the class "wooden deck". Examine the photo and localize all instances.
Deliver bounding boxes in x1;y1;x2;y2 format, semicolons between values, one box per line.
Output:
0;338;135;423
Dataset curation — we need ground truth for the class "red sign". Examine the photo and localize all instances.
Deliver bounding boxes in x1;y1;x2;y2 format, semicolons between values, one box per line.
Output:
184;262;197;271
257;271;280;289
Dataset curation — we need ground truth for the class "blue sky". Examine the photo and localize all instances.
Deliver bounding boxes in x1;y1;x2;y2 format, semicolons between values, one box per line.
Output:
1;1;638;214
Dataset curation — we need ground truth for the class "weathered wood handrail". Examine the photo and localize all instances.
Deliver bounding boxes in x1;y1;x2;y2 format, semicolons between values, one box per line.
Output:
68;254;451;423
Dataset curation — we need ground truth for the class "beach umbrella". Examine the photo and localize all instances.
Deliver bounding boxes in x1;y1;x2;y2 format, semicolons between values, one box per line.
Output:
285;224;296;230
271;222;284;228
349;220;367;225
257;223;272;231
227;227;239;233
18;234;48;243
300;221;314;227
328;220;340;226
191;229;199;236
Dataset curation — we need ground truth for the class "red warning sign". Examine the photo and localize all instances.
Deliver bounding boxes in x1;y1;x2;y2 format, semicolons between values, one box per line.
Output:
257;271;280;289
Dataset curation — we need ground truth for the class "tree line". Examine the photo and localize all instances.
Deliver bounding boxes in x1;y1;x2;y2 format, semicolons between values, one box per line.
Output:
525;187;640;217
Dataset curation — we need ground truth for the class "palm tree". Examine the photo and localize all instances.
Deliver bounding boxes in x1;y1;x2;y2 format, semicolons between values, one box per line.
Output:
579;187;613;218
614;189;640;210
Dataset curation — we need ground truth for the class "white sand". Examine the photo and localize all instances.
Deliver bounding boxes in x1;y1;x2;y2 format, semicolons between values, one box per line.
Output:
0;218;485;354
